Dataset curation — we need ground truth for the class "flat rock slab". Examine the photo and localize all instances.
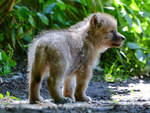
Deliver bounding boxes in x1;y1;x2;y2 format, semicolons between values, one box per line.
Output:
0;100;114;113
1;70;150;113
0;100;150;113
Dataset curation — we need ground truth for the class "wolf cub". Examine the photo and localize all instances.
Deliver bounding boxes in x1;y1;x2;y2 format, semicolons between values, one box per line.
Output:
28;13;125;104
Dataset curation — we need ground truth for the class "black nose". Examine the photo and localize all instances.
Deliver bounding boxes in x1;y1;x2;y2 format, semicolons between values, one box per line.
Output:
120;35;125;41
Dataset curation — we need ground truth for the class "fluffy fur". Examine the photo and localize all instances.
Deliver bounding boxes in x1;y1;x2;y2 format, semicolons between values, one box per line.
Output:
28;12;125;104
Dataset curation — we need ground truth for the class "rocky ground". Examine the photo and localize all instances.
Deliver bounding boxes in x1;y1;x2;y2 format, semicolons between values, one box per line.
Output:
0;58;150;113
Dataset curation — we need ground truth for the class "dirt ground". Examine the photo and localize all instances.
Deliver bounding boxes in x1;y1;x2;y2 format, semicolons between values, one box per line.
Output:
0;58;150;113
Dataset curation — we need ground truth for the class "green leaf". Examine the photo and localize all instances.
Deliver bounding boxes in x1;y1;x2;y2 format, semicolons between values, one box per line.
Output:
105;74;115;82
11;30;16;48
86;0;93;11
67;5;78;14
124;5;134;15
82;5;88;16
81;0;87;5
0;52;2;60
8;59;16;67
39;0;43;3
135;49;145;62
1;51;8;61
57;1;66;10
124;13;132;27
115;7;122;25
0;93;4;99
10;96;20;100
15;0;21;4
0;33;4;42
6;92;10;97
16;6;30;19
130;0;140;11
57;13;65;23
4;65;11;74
136;17;144;35
18;27;23;35
127;42;139;49
43;3;56;14
28;15;36;27
37;12;49;25
23;34;32;43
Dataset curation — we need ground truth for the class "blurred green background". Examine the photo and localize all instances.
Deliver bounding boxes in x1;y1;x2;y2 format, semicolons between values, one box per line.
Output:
0;0;150;82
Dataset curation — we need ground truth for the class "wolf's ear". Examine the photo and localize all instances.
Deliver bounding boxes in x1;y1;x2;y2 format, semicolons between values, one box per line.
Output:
90;14;102;28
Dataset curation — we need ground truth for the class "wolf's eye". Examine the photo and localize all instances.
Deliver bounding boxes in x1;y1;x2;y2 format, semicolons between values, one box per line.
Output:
110;30;115;33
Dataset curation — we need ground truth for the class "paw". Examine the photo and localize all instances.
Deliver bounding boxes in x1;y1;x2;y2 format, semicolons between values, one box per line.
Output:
64;94;75;101
54;97;75;104
75;95;92;102
29;96;43;104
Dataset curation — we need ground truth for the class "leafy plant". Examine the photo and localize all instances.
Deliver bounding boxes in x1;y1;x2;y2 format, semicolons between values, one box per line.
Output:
0;46;16;75
100;0;150;81
0;92;19;105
